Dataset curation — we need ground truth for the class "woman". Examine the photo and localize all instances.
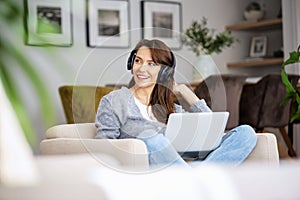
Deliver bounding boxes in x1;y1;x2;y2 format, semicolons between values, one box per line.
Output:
95;39;257;166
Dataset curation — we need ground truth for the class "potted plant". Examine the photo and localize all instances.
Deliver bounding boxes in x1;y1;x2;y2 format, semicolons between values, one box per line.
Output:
281;45;300;122
181;17;237;81
1;0;56;146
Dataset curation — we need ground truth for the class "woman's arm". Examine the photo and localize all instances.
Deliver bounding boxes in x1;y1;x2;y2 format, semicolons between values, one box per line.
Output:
173;83;199;106
174;83;212;112
95;96;121;139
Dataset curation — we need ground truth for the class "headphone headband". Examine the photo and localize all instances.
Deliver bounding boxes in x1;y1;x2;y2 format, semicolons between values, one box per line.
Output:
127;50;176;70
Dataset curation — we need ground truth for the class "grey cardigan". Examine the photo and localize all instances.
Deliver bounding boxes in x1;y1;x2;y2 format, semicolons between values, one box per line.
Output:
95;87;211;139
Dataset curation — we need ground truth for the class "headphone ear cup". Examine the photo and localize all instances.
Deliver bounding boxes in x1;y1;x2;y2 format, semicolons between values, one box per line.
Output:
170;51;176;69
158;66;174;83
127;51;136;70
157;51;176;83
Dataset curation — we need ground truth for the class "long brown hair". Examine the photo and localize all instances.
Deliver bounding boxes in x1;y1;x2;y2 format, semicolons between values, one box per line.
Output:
129;39;175;124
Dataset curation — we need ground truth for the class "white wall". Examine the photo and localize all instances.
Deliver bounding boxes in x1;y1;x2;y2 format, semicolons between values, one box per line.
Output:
8;0;286;152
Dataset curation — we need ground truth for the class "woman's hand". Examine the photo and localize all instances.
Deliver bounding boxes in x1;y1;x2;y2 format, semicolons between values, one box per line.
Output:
172;82;183;95
173;82;199;106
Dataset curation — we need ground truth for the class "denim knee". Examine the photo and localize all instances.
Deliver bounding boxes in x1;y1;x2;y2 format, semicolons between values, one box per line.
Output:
137;132;188;166
137;133;170;152
236;124;257;147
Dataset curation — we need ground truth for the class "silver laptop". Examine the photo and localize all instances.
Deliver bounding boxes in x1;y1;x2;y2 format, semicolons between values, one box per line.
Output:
165;112;229;156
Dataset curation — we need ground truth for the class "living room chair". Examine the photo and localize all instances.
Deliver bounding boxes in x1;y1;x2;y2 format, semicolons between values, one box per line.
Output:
193;74;247;130
40;84;280;166
239;74;300;157
39;82;283;169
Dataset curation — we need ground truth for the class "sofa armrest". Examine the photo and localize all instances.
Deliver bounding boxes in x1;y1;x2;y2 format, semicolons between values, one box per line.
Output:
40;138;149;168
45;123;96;139
244;133;279;165
43;123;149;169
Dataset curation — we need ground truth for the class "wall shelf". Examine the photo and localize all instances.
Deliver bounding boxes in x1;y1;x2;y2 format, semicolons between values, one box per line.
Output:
226;18;282;31
227;57;284;68
226;17;283;69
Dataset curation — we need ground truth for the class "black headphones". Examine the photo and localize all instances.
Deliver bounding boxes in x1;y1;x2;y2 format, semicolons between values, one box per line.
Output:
127;49;176;83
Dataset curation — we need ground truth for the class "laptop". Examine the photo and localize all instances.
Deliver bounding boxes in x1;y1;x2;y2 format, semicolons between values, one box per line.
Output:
164;112;229;158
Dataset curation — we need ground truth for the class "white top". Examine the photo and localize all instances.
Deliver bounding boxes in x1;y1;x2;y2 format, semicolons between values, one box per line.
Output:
133;97;157;121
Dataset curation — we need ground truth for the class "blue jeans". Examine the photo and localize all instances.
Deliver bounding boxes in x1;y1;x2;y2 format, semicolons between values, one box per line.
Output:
137;125;257;166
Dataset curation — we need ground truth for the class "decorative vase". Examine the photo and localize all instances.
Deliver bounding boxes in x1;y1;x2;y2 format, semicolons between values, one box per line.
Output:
243;10;264;22
193;55;218;82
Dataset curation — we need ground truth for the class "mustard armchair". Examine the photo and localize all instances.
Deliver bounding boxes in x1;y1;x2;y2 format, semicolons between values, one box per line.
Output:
58;85;116;124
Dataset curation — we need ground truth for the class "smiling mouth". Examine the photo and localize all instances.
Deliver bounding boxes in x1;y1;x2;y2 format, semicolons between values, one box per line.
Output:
137;75;150;80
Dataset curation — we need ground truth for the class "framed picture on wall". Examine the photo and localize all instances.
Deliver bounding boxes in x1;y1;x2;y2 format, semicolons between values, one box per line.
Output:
24;0;73;46
141;1;182;49
86;0;129;48
250;36;267;57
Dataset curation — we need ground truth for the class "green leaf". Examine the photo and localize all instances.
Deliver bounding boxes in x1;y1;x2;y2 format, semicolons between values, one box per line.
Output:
280;92;295;107
281;69;296;92
280;45;300;122
182;17;237;55
290;94;300;122
1;0;60;148
1;38;56;147
290;101;300;122
4;43;56;128
282;51;300;67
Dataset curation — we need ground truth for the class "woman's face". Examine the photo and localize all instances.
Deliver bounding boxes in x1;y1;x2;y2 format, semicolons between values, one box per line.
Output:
132;46;161;89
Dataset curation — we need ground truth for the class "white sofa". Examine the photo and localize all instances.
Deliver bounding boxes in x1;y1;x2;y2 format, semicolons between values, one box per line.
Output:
2;154;300;200
40;123;280;167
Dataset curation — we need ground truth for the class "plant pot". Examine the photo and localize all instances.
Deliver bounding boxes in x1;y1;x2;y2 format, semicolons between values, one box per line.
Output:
193;55;218;82
244;10;264;22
